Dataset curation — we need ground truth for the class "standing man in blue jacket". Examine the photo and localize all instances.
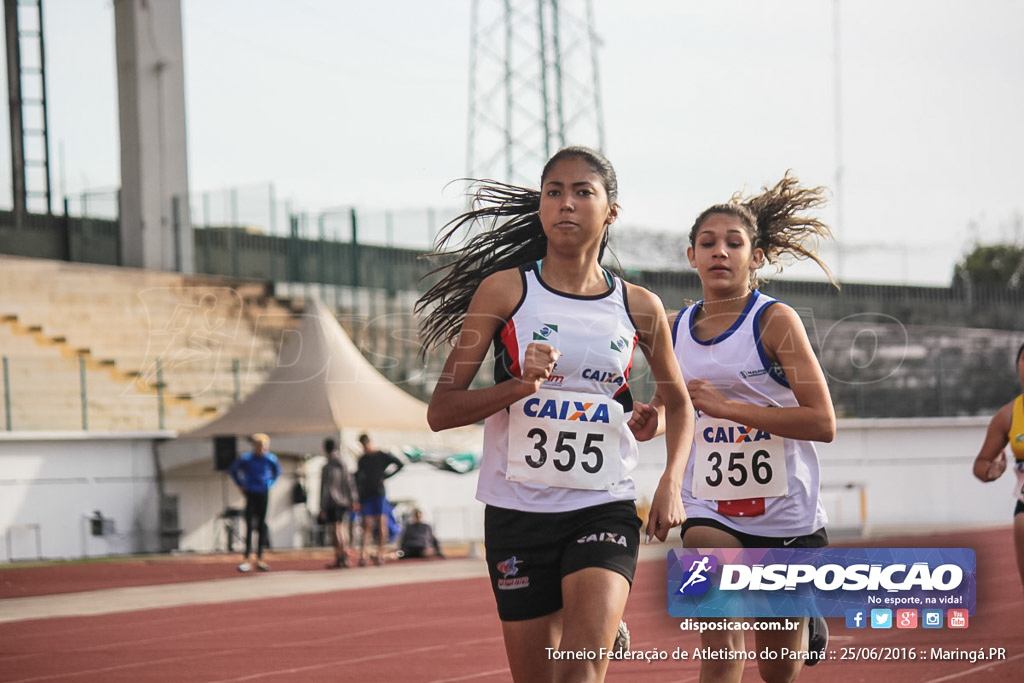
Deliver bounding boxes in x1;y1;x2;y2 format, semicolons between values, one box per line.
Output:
229;433;281;572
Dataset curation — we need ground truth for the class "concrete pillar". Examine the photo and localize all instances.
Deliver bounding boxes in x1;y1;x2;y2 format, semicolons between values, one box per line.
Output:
113;0;192;272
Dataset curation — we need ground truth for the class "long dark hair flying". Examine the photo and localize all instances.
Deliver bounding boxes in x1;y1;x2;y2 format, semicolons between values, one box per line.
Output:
416;146;619;352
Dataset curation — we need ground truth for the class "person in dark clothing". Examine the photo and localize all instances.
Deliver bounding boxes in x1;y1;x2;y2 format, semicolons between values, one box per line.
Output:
355;433;404;566
228;433;281;572
397;508;445;559
319;437;357;568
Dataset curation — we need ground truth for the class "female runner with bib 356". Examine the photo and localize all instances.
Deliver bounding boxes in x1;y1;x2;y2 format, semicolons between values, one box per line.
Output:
631;173;838;683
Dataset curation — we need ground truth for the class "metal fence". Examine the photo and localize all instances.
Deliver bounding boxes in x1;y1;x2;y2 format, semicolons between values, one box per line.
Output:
3;188;1024;426
0;352;273;433
188;182;464;250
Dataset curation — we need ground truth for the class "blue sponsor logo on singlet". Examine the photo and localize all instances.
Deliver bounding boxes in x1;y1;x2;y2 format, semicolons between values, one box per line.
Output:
581;368;624;386
740;361;785;380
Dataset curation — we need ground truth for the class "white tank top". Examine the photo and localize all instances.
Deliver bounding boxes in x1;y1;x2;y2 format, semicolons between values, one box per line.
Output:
477;263;639;512
672;290;826;537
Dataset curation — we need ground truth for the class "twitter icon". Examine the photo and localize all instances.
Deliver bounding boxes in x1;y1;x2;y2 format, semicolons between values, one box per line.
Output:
870;609;892;629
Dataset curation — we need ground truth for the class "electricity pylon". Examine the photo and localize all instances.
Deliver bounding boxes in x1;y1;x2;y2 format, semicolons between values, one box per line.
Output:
467;0;605;188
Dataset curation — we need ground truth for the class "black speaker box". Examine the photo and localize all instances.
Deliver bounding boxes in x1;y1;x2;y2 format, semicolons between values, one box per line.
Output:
213;435;237;471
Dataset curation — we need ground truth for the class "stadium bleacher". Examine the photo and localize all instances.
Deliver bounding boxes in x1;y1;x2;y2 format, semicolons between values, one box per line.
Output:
0;255;299;432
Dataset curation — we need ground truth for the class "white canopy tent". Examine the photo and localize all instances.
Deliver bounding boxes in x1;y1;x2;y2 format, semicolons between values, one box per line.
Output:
188;298;432;439
165;297;480;455
156;298;481;553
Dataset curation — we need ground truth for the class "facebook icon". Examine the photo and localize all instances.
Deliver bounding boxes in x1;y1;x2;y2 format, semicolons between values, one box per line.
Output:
846;609;867;629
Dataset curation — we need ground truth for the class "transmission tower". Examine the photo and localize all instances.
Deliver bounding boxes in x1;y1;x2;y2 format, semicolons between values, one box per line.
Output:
467;0;605;188
4;0;53;220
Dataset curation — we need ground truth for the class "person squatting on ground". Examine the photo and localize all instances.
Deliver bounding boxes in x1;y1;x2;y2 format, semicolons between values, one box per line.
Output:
972;341;1024;593
228;433;281;572
355;433;404;567
397;508;445;559
320;437;357;569
416;146;694;682
630;172;838;682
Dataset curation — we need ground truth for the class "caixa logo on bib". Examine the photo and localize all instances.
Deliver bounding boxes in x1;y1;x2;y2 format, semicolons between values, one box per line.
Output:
521;397;611;423
667;547;976;619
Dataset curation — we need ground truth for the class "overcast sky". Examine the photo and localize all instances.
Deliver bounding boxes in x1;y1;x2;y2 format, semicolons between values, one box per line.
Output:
3;0;1022;285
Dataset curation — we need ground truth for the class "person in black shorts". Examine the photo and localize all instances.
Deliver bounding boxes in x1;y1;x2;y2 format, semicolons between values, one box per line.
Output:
417;146;694;682
355;433;404;566
319;437;356;568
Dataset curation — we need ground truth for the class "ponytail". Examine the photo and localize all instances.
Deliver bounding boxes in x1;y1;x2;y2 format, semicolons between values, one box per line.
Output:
745;172;837;287
689;171;838;289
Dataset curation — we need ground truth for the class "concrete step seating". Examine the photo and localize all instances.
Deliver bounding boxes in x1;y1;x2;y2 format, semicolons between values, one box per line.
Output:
0;255;299;432
0;322;196;431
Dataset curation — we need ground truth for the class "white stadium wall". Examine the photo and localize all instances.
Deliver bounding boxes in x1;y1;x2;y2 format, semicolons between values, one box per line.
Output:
631;416;1010;537
0;432;168;562
0;416;1016;563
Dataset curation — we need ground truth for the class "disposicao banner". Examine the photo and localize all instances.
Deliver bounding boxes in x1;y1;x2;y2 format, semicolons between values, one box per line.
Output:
667;547;976;619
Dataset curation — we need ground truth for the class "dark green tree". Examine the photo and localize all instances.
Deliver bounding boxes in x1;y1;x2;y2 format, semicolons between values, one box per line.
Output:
953;242;1024;288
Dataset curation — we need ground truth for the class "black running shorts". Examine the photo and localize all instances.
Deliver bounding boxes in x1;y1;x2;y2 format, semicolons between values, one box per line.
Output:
679;516;828;549
321;506;350;524
484;500;642;622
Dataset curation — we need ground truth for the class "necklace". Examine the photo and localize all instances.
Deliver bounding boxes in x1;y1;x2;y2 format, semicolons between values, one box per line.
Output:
699;290;752;307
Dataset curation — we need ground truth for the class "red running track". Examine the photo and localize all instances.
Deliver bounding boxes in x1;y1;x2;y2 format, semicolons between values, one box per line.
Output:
1;526;1022;682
